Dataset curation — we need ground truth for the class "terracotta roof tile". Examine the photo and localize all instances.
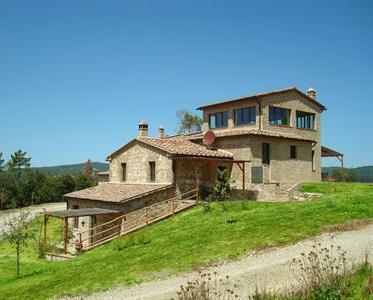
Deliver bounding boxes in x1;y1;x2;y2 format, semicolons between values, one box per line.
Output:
65;183;173;203
196;87;326;111
137;137;233;159
97;171;109;176
186;129;315;142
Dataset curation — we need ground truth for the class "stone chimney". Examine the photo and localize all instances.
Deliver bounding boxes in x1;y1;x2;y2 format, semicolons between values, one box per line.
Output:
307;87;316;99
138;121;148;137
158;126;165;139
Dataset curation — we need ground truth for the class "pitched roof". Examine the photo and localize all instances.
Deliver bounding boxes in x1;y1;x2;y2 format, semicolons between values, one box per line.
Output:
65;183;173;203
196;87;326;111
107;137;234;160
186;128;315;142
97;171;109;176
321;146;344;157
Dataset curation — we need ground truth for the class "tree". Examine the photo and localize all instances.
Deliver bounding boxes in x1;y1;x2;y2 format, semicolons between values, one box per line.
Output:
0;152;5;172
74;173;97;191
208;168;232;202
176;109;203;134
83;159;94;178
331;168;358;182
0;170;17;209
7;150;31;178
1;211;35;278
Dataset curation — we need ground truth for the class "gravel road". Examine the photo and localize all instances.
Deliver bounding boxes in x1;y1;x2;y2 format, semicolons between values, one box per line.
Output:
0;202;66;234
78;223;373;300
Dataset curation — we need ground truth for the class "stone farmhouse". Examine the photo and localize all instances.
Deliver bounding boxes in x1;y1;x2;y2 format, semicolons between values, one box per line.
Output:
44;87;343;253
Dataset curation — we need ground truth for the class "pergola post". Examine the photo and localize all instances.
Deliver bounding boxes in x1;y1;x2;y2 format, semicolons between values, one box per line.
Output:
338;155;345;182
321;146;345;182
43;214;48;246
63;217;68;254
242;162;245;190
235;162;245;190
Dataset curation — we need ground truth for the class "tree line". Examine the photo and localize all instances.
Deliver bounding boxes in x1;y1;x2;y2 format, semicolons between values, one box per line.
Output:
0;150;97;210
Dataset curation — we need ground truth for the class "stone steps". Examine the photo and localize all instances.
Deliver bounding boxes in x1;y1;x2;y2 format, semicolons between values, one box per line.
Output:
250;182;302;202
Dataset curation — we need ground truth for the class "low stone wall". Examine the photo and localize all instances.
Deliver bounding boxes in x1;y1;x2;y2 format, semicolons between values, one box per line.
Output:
230;189;259;201
45;253;73;262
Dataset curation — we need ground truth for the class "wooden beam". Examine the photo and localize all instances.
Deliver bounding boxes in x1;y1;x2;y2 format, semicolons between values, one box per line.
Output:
63;217;68;254
242;162;245;190
173;156;251;163
236;162;244;172
43;215;48;246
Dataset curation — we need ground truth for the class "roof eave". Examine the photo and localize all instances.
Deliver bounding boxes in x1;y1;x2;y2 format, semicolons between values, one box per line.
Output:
196;87;327;111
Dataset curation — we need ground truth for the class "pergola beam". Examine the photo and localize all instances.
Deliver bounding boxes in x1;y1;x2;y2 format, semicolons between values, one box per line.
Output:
321;146;345;182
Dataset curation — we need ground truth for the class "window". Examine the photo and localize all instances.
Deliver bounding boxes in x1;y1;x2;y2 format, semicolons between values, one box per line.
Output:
121;163;127;182
312;150;316;171
209;111;228;129
262;143;270;165
234;107;256;126
296;111;315;130
290;145;297;159
149;161;156;182
73;205;79;229
269;106;291;126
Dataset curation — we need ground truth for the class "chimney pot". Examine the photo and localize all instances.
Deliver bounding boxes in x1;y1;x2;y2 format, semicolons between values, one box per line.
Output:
307;87;316;99
158;126;165;138
138;120;148;137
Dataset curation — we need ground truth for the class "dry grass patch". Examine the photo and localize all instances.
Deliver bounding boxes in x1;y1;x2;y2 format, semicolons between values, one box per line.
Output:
323;219;373;233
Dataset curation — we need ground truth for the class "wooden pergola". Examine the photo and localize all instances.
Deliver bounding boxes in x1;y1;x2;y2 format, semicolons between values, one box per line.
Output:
174;156;251;189
321;146;345;181
43;208;120;254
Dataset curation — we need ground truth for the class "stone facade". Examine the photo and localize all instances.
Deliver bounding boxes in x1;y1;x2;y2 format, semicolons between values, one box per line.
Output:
201;90;322;184
109;140;174;184
173;159;231;195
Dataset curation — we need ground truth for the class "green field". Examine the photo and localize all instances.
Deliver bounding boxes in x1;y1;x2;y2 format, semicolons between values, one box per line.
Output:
0;182;372;299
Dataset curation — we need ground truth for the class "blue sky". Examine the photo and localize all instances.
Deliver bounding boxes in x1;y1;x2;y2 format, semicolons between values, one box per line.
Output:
0;0;372;167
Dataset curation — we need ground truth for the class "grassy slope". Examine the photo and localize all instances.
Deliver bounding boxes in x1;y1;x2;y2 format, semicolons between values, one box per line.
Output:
0;183;372;299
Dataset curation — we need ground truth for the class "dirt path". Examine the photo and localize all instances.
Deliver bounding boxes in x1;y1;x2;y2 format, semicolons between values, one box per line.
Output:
0;202;66;234
78;223;373;300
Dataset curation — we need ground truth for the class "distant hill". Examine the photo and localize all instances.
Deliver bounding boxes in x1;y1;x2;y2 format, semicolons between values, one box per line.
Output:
35;162;109;175
323;166;373;182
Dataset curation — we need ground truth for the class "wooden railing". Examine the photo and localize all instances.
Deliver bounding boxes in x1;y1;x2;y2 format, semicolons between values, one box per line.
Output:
76;188;199;251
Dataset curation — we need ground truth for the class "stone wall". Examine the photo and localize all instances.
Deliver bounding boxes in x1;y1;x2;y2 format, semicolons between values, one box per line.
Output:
66;185;176;245
109;141;174;184
214;135;318;186
173;159;231;197
201;90;322;183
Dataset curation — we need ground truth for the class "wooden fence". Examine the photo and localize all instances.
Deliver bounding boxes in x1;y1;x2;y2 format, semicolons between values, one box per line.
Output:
77;188;199;251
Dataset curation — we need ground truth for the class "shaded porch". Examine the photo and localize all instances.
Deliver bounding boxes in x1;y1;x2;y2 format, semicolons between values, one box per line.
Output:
174;156;251;189
43;208;121;254
321;146;345;181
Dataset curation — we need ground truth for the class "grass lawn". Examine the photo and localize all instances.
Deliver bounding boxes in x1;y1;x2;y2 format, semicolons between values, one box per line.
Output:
0;182;372;299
